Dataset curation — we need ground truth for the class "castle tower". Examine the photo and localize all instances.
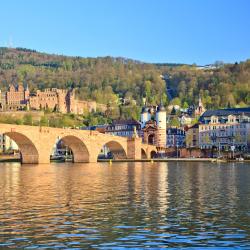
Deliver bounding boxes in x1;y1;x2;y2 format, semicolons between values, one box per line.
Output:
140;106;151;128
24;84;30;103
68;88;76;113
156;103;166;148
18;83;24;92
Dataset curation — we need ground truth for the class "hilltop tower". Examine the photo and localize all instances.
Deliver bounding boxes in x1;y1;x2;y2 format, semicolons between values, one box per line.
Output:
156;103;166;148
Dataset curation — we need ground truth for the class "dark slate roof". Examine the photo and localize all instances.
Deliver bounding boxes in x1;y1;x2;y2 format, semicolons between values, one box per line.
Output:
141;106;149;113
201;107;250;118
111;119;141;125
189;123;199;129
157;104;166;112
81;125;108;130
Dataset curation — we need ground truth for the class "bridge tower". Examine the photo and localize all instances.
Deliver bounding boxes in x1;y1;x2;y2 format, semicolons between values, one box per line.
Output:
156;103;166;148
140;106;151;128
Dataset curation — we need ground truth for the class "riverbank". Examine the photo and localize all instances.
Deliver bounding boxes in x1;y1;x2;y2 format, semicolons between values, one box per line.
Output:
0;155;21;162
98;158;250;163
0;155;249;163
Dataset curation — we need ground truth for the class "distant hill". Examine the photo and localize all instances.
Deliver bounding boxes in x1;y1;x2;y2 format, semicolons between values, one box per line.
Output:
0;47;249;111
161;60;250;109
0;47;165;107
154;63;190;68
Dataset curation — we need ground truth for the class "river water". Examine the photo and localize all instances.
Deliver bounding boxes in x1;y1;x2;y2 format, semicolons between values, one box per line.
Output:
0;162;249;249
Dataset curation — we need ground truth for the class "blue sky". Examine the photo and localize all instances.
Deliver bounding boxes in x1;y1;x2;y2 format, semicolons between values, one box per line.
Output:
0;0;249;65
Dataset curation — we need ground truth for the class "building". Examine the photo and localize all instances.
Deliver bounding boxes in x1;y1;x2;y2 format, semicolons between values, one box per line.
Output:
140;103;173;149
179;114;193;126
142;120;158;145
0;134;19;152
140;104;167;150
1;84;100;115
105;119;141;138
194;96;206;117
199;107;250;153
183;96;206;118
2;84;30;111
166;127;186;148
29;88;97;114
185;123;199;148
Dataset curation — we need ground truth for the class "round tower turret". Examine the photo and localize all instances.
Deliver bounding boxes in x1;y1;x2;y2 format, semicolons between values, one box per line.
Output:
156;103;166;148
156;104;166;128
140;106;151;128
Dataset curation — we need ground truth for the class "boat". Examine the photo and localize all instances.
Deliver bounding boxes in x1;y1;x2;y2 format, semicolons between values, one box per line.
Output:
211;157;227;163
216;159;227;163
50;154;65;162
65;155;73;162
236;157;244;162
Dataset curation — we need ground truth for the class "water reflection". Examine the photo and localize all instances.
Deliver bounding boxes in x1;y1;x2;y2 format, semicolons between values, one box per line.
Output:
0;161;249;248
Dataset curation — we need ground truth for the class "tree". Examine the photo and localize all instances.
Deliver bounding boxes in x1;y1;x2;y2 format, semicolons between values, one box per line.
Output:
23;114;32;125
183;101;189;109
0;47;249;114
40;116;48;126
170;117;180;127
15;119;23;125
170;97;181;107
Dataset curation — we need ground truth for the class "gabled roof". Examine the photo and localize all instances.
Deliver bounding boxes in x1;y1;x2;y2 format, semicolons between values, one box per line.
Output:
111;119;141;126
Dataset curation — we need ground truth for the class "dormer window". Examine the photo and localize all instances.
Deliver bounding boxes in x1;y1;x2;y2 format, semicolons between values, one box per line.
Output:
228;115;235;123
211;115;218;124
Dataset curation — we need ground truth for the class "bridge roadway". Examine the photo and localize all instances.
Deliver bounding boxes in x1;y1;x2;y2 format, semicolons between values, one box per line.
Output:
0;123;157;164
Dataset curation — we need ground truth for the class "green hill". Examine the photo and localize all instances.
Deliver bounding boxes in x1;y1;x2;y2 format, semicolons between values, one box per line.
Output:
0;47;166;108
161;61;250;109
0;47;249;113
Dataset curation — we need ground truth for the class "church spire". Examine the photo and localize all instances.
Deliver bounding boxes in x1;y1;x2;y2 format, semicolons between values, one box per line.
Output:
25;83;29;91
198;95;201;106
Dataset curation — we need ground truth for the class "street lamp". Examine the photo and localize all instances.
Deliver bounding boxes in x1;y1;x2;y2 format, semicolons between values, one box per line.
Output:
231;138;235;159
218;140;221;158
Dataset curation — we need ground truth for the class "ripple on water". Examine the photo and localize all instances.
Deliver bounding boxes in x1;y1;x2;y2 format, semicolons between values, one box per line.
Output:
0;162;249;248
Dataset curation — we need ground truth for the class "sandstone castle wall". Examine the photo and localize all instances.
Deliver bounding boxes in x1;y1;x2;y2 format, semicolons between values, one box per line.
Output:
0;84;106;115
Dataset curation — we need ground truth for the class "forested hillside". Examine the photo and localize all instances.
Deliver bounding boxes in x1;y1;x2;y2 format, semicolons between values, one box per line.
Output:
162;61;250;109
0;47;249;111
0;47;166;107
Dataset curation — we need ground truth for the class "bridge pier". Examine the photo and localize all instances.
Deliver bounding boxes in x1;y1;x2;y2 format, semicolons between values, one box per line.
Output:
73;152;91;163
127;138;142;160
21;154;39;164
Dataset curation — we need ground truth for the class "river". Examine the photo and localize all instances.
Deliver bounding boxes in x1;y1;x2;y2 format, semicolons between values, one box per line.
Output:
0;162;249;249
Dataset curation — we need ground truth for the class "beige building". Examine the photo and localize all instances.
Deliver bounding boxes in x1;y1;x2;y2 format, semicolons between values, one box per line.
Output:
199;108;250;152
185;123;199;148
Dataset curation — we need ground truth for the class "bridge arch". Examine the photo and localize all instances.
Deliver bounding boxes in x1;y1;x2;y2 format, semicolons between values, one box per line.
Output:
58;135;90;162
97;140;127;160
141;148;148;159
150;150;157;159
4;132;39;164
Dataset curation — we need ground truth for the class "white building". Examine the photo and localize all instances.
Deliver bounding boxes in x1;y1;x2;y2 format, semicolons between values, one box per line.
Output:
0;134;19;152
199;108;250;152
140;104;167;150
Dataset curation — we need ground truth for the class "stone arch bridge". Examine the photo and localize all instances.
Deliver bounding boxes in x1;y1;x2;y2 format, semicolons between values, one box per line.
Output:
0;124;157;164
